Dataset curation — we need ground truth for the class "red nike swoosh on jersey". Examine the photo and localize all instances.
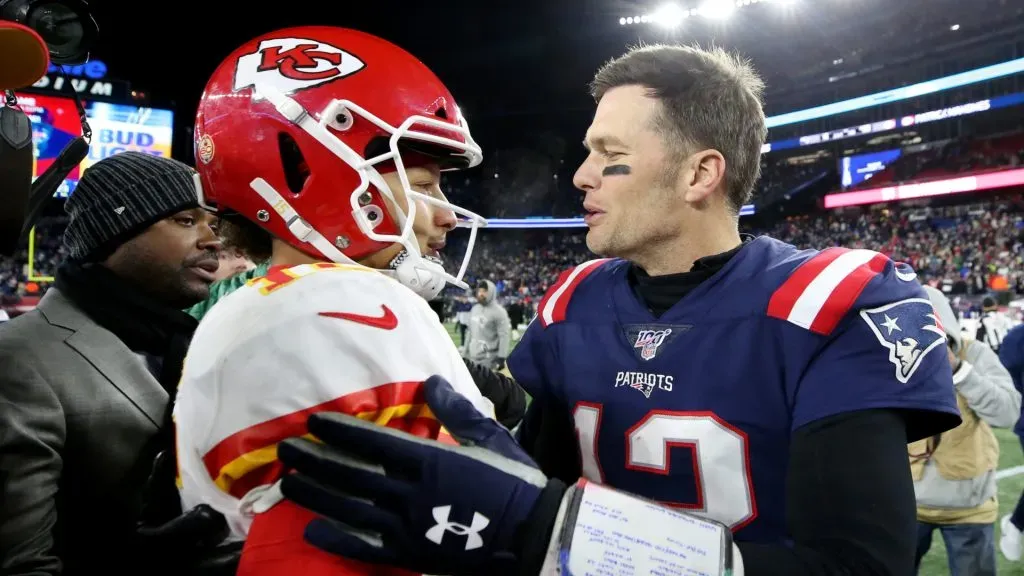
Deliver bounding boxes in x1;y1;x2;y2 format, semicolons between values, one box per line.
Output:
319;305;398;330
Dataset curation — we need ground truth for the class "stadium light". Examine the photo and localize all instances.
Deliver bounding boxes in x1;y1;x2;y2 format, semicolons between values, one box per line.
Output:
651;3;686;28
699;0;736;20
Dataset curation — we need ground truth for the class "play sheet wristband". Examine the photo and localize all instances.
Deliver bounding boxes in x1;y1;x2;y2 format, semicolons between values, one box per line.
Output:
540;479;741;576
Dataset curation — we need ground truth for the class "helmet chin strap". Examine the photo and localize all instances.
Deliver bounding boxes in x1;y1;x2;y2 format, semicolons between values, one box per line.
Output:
250;177;454;300
386;249;448;300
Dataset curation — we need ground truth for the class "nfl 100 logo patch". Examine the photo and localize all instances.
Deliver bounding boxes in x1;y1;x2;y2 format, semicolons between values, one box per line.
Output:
623;324;689;362
634;329;672;360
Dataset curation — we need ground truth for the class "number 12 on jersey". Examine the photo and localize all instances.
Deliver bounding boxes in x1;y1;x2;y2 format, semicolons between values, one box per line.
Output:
573;402;758;530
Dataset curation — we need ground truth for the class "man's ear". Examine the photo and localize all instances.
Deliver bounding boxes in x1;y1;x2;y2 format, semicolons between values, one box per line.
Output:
682;149;726;204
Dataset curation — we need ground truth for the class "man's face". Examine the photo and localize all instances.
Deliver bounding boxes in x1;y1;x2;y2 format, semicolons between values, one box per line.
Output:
359;163;458;269
573;85;688;260
103;207;222;308
214;248;255;282
476;287;488;303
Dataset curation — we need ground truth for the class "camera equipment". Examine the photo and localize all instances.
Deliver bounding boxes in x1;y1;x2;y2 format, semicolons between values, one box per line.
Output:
0;0;98;65
0;0;96;256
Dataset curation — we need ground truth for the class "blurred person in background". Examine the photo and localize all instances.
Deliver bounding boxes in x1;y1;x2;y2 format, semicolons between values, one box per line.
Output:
454;291;472;344
461;279;511;371
911;286;1020;576
997;323;1024;560
213;246;256;282
0;152;233;575
976;295;1013;353
186;234;269;322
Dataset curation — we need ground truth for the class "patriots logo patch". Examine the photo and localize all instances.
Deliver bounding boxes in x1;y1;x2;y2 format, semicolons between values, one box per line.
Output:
860;298;946;384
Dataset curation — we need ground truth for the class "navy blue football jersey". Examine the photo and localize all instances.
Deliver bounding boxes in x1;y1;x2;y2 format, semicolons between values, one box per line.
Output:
998;324;1024;435
507;236;960;543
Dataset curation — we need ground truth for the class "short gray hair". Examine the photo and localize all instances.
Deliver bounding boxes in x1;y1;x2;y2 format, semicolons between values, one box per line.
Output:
590;44;767;212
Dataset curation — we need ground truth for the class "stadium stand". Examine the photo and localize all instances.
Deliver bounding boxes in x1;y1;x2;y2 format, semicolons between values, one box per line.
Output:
4;152;1022;321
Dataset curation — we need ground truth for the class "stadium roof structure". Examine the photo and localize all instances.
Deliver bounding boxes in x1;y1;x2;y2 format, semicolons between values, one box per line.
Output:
93;0;1023;146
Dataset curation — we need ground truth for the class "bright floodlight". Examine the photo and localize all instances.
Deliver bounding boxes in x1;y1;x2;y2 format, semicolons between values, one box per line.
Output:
699;0;736;19
651;3;686;28
626;16;634;24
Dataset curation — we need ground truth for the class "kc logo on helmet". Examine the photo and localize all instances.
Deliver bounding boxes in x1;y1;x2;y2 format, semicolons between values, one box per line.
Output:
233;38;366;95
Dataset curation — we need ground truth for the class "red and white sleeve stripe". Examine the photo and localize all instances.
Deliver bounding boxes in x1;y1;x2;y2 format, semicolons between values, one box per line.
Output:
537;259;610;327
767;247;890;335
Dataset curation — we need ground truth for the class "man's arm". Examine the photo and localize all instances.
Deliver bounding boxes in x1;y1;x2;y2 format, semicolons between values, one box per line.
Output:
0;355;65;576
515;401;581;484
461;358;527;429
517;402;922;574
495;307;511;362
956;341;1021;428
745;255;963;574
738;409;917;575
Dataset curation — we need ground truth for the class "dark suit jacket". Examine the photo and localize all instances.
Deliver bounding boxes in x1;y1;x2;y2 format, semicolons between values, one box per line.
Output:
0;288;168;575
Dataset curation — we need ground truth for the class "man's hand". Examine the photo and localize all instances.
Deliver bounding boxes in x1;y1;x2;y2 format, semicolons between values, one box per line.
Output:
278;375;565;576
135;451;241;575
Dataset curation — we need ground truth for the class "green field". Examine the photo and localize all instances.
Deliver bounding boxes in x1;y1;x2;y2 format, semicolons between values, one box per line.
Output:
445;323;1024;574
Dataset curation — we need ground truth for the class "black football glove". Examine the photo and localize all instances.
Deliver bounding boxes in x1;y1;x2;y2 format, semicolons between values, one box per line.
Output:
135;450;241;576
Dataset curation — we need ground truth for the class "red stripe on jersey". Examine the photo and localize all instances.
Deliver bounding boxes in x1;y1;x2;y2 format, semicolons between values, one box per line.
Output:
767;247;849;321
540;259;610;327
222;415;440;499
202;381;424;481
229;461;283;500
808;252;890;335
537;269;574;327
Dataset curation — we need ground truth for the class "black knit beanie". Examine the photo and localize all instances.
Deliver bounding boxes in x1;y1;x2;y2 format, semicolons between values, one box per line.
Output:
63;151;200;260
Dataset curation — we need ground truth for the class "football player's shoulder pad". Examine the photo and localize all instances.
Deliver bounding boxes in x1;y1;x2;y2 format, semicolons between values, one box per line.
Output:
535;258;619;328
762;240;920;337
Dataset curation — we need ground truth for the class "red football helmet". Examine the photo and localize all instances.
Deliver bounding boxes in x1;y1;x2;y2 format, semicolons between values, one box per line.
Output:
193;26;485;298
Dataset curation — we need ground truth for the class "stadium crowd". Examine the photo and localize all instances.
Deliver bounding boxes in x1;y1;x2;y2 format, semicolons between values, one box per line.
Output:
3;196;1021;324
3;130;1024;320
851;132;1024;190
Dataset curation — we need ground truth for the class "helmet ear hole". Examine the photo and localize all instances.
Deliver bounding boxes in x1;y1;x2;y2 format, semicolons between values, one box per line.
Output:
278;132;310;195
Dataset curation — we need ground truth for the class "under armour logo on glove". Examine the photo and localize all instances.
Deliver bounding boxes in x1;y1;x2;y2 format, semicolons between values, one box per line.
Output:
425;506;490;550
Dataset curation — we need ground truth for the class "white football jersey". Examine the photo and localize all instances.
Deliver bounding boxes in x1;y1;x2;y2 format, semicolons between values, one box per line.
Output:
174;262;495;539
